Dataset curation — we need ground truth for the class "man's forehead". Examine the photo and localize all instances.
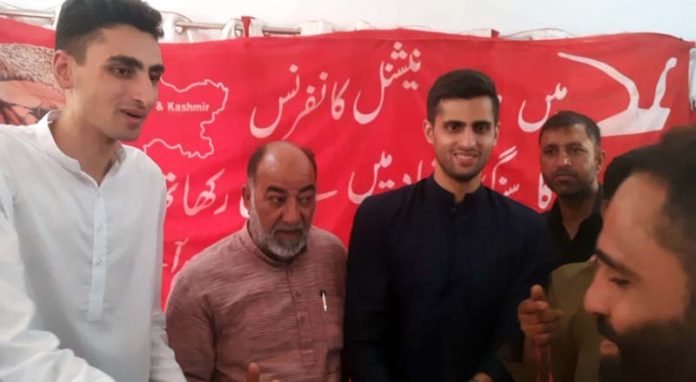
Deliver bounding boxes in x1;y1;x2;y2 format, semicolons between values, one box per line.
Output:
435;97;495;121
262;182;316;193
438;96;493;110
254;159;315;188
256;170;316;186
84;25;162;65
610;174;666;220
601;174;669;268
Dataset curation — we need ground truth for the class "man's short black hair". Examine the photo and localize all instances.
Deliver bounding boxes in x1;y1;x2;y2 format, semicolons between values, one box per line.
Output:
539;110;602;148
55;0;163;63
426;69;500;124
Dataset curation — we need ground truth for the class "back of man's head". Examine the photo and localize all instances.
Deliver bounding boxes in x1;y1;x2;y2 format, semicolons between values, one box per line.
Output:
55;0;163;63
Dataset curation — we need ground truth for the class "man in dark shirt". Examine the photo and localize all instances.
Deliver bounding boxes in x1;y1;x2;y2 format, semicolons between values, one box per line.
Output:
539;111;605;268
343;69;550;382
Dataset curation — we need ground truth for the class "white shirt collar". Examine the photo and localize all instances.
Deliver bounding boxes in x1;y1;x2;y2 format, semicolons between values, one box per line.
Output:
35;110;127;174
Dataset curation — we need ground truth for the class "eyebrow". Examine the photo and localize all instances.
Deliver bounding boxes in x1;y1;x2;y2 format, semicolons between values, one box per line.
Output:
442;120;465;127
442;119;492;125
595;247;640;279
564;142;586;148
266;185;316;194
265;186;288;195
107;55;165;75
542;142;584;148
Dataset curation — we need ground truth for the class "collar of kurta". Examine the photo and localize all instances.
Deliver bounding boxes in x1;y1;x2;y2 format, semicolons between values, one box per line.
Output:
425;174;487;209
35;110;126;175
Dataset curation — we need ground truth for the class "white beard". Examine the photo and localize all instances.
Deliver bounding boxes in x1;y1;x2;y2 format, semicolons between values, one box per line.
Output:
247;195;308;261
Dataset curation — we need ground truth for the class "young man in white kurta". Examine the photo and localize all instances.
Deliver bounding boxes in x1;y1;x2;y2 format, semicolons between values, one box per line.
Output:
0;113;182;381
0;0;185;381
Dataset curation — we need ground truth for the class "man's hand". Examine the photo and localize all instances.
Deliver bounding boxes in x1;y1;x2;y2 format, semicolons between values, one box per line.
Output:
517;285;563;347
246;362;280;382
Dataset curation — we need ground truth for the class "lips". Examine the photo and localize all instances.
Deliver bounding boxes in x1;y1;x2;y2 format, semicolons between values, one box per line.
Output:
553;171;578;181
453;151;479;165
273;226;304;238
120;109;147;124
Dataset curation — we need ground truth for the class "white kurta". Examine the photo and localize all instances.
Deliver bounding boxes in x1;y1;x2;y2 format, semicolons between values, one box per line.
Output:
0;113;185;382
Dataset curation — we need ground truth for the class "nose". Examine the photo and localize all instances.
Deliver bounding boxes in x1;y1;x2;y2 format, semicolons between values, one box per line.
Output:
281;199;302;225
131;73;158;109
458;127;476;148
584;271;610;317
556;149;572;167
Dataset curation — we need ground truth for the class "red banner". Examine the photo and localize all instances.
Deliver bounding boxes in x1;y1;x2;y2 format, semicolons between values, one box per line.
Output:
1;18;694;303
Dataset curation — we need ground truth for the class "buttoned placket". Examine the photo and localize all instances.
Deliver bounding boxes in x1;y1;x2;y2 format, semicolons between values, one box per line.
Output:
87;187;107;321
84;162;120;322
286;262;317;368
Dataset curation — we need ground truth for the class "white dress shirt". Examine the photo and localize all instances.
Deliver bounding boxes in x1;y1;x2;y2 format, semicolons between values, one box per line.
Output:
0;113;185;382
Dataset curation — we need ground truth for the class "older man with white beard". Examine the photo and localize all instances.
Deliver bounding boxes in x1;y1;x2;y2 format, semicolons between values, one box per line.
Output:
166;141;347;382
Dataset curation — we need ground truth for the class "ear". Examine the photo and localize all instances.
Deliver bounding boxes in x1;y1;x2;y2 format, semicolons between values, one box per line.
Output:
492;122;500;145
53;50;74;90
423;119;434;144
596;148;606;171
242;183;252;210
